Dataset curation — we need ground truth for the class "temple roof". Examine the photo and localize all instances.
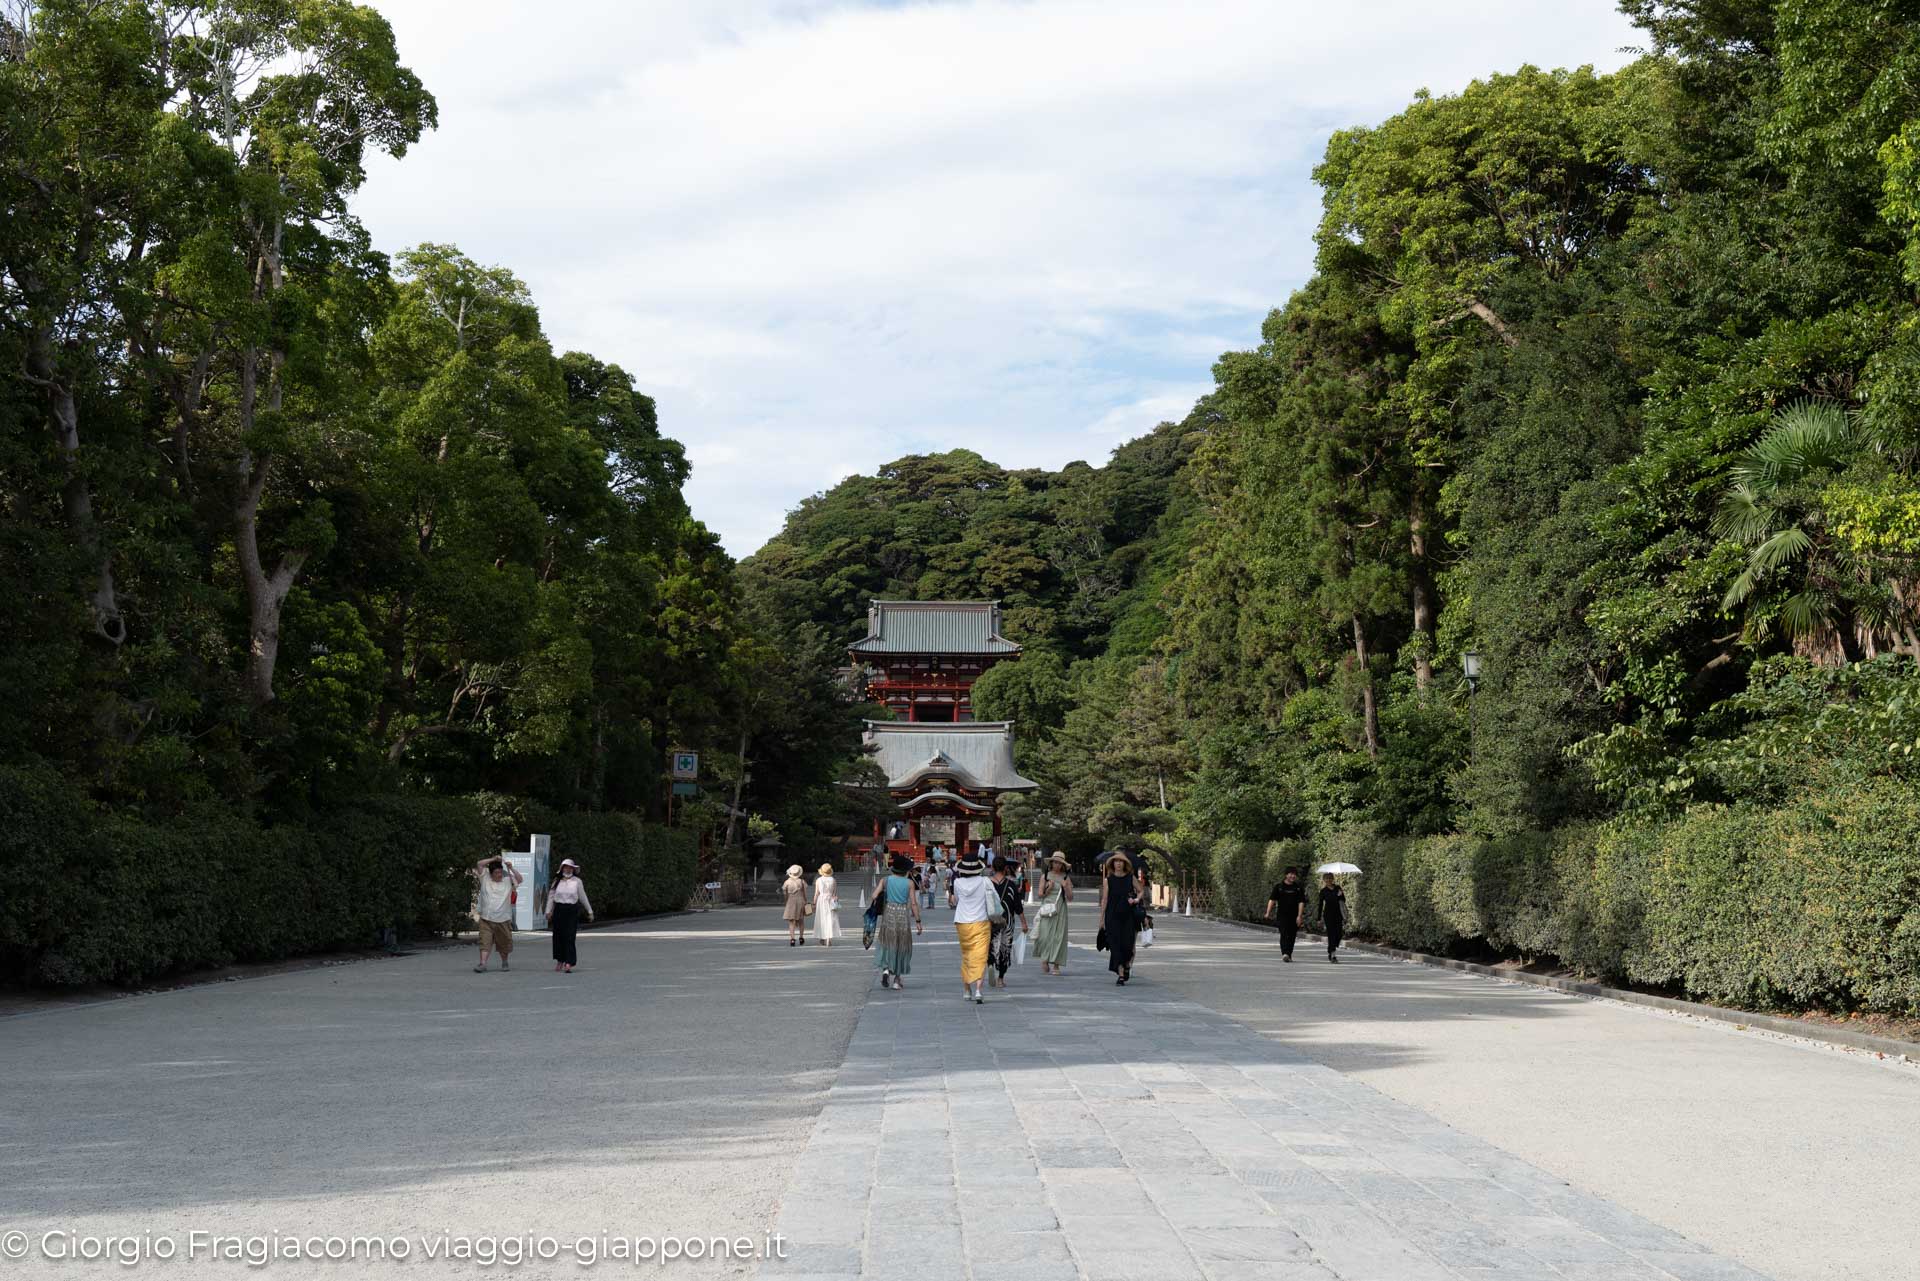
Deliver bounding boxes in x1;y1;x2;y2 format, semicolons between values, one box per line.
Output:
861;721;1038;793
848;600;1022;656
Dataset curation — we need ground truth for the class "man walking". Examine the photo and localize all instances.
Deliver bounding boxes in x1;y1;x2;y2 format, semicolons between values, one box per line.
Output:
1264;866;1306;963
474;856;523;972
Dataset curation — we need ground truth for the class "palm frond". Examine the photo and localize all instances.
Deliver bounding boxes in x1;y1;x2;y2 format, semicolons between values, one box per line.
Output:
1729;400;1857;491
1721;565;1763;612
1748;527;1813;574
1711;483;1773;544
1778;589;1838;641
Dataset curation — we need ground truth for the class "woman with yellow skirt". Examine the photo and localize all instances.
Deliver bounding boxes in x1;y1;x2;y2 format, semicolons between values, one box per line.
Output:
948;853;994;1003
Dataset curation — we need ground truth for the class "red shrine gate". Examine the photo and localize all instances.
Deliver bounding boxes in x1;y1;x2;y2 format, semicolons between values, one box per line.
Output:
849;602;1034;860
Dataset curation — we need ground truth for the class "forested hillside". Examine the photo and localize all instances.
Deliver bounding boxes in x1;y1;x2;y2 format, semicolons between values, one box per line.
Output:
751;1;1920;1017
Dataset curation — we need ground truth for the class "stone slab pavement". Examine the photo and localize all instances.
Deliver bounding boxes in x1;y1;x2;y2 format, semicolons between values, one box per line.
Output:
1131;910;1920;1281
2;898;1909;1281
0;909;876;1280
758;900;1914;1281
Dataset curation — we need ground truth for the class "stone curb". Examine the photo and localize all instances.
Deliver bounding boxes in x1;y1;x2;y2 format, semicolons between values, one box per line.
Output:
1189;909;1920;1061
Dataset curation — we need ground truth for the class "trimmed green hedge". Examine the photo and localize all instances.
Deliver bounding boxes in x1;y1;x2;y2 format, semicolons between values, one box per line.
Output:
1;767;486;986
1204;781;1920;1016
1208;836;1313;923
0;768;700;988
540;810;699;918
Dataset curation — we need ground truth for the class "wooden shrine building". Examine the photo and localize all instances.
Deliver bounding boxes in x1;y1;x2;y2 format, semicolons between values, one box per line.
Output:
850;601;1035;859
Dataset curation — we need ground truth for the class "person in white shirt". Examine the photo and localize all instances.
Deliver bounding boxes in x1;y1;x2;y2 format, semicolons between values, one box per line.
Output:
948;854;996;1004
473;857;522;973
546;858;594;973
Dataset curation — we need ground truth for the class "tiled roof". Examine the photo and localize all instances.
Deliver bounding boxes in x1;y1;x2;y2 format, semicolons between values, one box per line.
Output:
860;721;1038;793
847;600;1022;655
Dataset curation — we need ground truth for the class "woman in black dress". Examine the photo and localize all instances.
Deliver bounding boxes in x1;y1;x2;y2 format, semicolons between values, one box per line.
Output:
1318;872;1346;963
1099;853;1143;985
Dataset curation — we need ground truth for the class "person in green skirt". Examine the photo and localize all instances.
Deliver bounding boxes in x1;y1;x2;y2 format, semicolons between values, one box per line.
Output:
1031;852;1073;975
874;853;924;989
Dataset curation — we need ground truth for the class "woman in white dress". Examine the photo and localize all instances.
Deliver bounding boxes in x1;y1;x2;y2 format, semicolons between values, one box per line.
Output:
811;863;841;946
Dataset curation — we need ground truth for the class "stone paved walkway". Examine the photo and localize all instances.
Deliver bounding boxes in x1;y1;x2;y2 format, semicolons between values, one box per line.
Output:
758;936;1772;1281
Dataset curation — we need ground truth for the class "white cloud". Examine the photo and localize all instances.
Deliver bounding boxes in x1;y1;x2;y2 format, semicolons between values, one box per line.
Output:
355;0;1642;554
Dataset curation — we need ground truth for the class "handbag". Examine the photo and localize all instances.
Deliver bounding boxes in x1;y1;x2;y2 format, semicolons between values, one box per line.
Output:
984;885;1006;921
1140;917;1155;947
1037;900;1058;918
1096;926;1108;952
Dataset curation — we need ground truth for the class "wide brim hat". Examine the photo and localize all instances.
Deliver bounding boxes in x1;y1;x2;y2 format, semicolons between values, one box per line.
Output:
786;864;803;877
818;863;835;876
1048;854;1071;870
953;856;987;876
1103;851;1133;872
559;858;579;870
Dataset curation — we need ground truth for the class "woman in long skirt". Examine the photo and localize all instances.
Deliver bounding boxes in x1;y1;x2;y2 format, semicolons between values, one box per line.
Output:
1032;853;1072;975
1099;852;1142;985
1318;871;1347;962
874;855;923;989
812;863;841;946
781;865;808;945
987;857;1029;989
948;853;993;1003
546;857;595;973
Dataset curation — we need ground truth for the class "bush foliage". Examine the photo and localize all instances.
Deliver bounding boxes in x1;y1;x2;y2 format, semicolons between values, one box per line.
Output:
1207;783;1920;1017
0;771;701;987
537;810;699;920
2;768;488;986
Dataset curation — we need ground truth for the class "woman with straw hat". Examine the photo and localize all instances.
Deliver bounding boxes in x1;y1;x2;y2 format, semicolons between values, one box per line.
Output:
948;851;994;1003
1098;851;1142;985
546;858;594;973
811;863;841;947
873;853;924;989
1031;853;1073;975
781;864;808;946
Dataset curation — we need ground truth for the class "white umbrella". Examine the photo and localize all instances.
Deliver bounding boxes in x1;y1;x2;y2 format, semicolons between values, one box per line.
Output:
1315;862;1363;875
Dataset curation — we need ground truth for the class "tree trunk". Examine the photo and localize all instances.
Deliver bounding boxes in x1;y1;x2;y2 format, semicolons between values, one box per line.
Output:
27;326;125;645
235;443;305;707
1409;486;1435;693
722;728;751;849
1352;614;1381;757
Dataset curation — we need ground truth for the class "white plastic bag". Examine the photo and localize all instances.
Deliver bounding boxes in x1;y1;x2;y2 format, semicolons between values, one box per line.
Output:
1139;926;1155;948
1013;929;1030;967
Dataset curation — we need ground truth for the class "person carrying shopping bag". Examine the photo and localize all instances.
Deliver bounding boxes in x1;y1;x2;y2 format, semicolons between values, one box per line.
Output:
987;856;1029;989
873;854;924;989
812;863;841;947
948;853;994;1003
1031;853;1072;975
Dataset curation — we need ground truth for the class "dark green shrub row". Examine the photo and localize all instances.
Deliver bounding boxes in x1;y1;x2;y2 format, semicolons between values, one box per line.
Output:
1205;781;1920;1016
538;810;699;918
1;765;487;986
1207;836;1313;924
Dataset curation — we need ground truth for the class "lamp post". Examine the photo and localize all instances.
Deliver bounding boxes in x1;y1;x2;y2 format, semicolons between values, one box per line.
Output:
1461;650;1481;695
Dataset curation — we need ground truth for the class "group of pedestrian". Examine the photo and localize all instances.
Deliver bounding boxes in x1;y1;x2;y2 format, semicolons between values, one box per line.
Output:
868;848;1103;999
772;844;1178;998
780;862;845;947
470;855;594;974
1264;867;1346;962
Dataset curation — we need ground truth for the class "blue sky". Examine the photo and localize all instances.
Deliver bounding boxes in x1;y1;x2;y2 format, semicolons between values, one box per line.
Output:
356;0;1641;556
